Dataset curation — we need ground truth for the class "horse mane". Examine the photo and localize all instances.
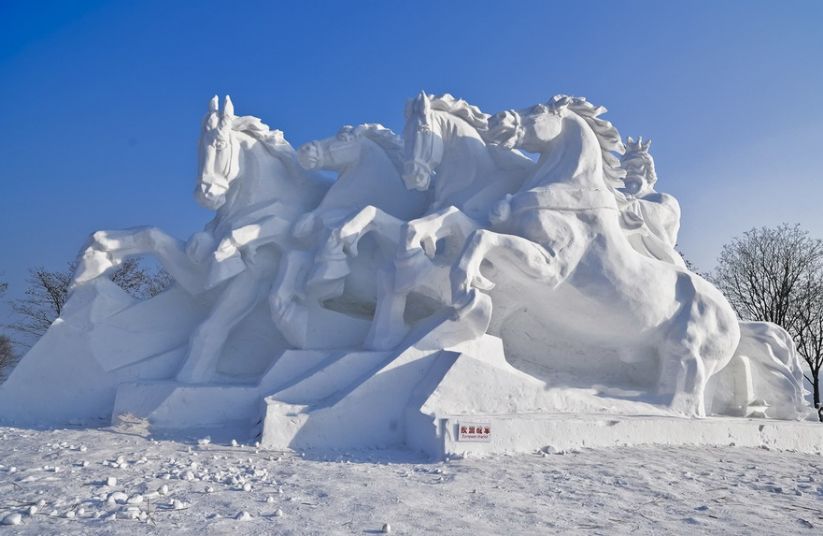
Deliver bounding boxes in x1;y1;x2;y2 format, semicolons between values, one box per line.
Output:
352;123;405;173
230;115;305;178
427;93;490;132
547;95;626;188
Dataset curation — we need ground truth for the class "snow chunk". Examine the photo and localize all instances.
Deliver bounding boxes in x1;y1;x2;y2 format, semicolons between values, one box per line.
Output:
2;513;22;526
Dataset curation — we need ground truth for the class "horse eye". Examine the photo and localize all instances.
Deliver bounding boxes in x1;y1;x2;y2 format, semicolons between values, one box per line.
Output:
214;140;227;149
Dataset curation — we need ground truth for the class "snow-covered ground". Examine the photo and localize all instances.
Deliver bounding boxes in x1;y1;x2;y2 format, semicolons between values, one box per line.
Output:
0;423;821;535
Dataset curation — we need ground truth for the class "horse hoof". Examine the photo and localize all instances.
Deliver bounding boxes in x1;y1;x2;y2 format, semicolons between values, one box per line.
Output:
471;274;495;291
341;235;359;256
422;237;437;258
450;289;478;319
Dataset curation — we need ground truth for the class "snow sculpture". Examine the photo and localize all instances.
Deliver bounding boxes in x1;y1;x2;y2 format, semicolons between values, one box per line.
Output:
0;92;812;456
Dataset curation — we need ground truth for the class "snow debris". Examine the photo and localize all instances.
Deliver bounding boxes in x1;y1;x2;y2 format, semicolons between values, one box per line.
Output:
230;439;239;447
107;492;128;505
120;507;140;520
1;426;822;534
382;522;392;533
106;476;117;487
2;513;23;525
235;511;252;521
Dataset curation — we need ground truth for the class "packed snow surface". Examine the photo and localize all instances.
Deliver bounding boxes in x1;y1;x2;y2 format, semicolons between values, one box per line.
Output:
0;425;821;535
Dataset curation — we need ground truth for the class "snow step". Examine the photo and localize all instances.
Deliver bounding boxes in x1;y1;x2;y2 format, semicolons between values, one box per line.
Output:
268;351;391;405
257;349;332;394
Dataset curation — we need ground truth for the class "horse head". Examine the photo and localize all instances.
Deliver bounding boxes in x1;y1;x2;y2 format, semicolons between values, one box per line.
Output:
197;95;241;210
487;95;625;192
297;124;403;174
402;92;444;192
487;98;569;153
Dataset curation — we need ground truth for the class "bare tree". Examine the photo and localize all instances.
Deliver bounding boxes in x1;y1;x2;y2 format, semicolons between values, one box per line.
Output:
713;224;823;331
793;275;823;419
712;224;823;419
0;279;15;376
9;258;172;346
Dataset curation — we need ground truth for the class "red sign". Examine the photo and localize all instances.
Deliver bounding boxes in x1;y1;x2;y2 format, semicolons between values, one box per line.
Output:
457;422;491;442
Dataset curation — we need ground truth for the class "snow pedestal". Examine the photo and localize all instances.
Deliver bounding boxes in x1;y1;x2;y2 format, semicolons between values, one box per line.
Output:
433;415;823;457
260;332;823;457
0;280;190;426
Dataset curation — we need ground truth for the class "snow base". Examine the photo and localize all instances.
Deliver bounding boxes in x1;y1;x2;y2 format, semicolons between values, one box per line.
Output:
432;414;823;458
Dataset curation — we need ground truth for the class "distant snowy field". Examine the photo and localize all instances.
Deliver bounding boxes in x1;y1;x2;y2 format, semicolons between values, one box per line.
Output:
0;425;821;535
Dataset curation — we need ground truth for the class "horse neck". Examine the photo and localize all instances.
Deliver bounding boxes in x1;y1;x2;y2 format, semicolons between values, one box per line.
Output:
217;138;305;222
317;139;401;211
432;114;496;208
528;114;604;192
344;139;399;184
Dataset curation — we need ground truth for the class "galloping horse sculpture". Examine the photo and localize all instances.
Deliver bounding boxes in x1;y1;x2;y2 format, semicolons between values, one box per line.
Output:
268;123;429;348
74;95;328;383
61;91;807;423
316;93;534;347
427;96;740;417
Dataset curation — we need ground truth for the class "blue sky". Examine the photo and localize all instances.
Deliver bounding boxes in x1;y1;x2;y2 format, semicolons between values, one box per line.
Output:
1;0;822;321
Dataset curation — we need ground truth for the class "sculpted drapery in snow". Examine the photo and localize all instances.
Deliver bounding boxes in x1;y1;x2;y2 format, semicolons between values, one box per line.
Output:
619;136;685;267
68;92;808;420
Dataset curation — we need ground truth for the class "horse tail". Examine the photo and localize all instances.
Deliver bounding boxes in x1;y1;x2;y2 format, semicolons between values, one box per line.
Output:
729;321;808;419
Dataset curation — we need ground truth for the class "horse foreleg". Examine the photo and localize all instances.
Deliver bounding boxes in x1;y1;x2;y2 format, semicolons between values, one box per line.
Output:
176;269;266;384
451;229;556;313
337;205;404;256
309;206;404;291
75;227;206;295
403;206;480;258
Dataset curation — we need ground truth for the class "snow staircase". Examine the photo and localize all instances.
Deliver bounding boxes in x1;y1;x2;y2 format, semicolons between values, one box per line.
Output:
256;308;484;451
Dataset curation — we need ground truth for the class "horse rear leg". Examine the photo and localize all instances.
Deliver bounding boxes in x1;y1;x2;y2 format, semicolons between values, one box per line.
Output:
657;343;708;417
366;266;410;350
176;269;266;384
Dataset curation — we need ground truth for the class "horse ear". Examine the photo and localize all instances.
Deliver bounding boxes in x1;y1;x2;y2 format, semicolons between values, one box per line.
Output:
209;95;219;113
223;95;235;117
420;92;431;114
626;136;635;145
642;138;652;150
